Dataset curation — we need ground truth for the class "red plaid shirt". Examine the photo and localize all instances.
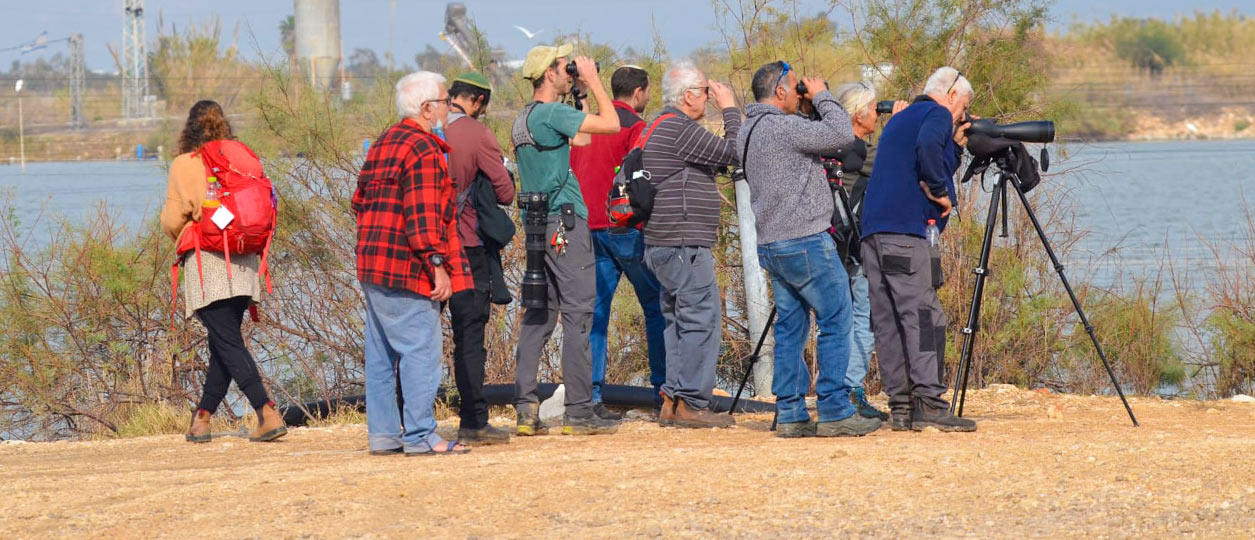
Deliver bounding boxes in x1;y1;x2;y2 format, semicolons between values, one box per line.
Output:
353;118;471;297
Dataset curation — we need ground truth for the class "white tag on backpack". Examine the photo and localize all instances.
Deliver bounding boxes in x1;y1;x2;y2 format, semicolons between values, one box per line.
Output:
211;205;235;230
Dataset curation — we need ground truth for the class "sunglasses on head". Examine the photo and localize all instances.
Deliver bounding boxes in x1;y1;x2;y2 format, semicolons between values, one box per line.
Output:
774;60;792;92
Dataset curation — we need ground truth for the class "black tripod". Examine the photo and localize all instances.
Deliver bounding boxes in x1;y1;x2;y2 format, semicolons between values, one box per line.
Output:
729;167;862;416
949;156;1139;427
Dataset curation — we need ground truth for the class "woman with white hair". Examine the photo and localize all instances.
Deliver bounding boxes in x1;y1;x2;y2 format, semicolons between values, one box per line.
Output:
831;82;907;422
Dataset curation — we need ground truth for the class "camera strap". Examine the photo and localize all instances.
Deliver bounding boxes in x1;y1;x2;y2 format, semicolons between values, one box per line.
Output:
736;115;769;182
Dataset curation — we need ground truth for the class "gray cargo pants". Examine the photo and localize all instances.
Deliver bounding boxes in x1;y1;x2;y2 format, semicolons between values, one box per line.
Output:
862;233;949;414
644;245;720;411
514;215;596;417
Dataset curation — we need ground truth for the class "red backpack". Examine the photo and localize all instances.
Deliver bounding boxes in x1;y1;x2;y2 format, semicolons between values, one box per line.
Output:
171;140;277;319
607;113;675;228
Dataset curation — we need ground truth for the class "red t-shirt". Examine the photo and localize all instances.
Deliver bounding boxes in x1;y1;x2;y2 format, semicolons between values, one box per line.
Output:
570;101;646;230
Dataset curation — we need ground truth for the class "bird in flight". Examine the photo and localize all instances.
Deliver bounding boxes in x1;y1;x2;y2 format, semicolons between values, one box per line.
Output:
513;25;544;39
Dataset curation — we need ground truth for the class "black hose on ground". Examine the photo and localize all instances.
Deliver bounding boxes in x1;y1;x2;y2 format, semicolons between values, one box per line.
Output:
280;384;775;427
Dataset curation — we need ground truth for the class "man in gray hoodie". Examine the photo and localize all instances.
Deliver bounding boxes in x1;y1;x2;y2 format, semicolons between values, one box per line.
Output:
736;61;882;437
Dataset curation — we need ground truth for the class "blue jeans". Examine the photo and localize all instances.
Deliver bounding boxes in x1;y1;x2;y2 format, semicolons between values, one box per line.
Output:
757;232;856;424
845;268;874;389
361;282;442;452
590;228;666;403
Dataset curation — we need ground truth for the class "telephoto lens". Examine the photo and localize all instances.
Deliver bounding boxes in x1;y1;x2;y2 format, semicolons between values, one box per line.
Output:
875;100;894;115
518;192;551;309
565;60;600;77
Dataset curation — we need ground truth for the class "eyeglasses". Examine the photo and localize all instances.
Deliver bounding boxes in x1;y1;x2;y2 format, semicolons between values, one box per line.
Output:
945;69;963;96
423;97;451;107
686;86;710;97
774;60;792;92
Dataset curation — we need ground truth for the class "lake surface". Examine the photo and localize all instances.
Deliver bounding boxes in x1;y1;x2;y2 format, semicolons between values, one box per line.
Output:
1;139;1252;286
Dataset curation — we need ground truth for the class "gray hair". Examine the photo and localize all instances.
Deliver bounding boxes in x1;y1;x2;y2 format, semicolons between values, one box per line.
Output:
923;66;972;97
835;82;876;120
395;71;446;118
661;60;705;108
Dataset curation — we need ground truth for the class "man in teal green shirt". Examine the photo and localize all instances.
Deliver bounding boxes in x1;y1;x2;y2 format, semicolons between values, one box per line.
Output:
510;43;621;436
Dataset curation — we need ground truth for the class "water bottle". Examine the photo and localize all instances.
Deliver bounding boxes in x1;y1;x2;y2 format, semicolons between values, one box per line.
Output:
925;219;939;247
204;176;221;209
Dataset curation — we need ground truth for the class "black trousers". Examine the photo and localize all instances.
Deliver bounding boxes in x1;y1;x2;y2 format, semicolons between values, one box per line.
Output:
195;296;270;413
449;246;493;429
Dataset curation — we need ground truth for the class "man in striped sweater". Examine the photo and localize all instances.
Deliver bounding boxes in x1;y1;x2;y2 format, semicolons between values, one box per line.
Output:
641;59;742;428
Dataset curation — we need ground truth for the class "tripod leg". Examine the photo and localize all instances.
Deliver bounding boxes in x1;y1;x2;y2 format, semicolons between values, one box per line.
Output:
1007;177;1140;427
731;307;777;414
950;178;1003;416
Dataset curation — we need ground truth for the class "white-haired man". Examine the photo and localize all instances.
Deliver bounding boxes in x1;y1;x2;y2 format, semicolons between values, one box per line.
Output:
641;60;741;428
860;66;976;433
354;71;472;456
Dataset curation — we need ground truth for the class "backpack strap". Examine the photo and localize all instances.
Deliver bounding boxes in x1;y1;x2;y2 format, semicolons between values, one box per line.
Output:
511;102;568;153
736;115;769;182
635;113;676;151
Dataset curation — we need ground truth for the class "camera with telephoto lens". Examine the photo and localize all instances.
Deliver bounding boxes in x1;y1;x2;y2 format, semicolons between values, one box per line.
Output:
875;100;894;115
564;60;600;77
517;192;550;309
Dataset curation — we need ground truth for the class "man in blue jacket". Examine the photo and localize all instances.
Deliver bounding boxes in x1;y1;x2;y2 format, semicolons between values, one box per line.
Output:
860;67;976;433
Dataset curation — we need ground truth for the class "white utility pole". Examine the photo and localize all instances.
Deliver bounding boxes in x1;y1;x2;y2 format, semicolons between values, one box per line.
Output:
15;79;24;174
734;181;773;395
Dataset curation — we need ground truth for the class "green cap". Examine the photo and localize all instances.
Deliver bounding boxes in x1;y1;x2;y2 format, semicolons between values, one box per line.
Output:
453;72;492;91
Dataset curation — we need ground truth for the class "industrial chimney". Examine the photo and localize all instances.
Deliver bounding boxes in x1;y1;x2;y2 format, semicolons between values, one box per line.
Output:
294;0;342;91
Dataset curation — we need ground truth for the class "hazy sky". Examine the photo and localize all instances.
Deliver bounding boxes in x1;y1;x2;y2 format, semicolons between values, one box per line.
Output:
2;0;1250;74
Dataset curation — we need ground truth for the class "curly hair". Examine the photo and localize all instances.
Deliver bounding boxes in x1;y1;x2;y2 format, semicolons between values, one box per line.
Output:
177;100;234;154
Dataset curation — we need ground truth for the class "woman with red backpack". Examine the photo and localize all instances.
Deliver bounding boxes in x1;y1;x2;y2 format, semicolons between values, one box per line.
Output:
160;100;286;444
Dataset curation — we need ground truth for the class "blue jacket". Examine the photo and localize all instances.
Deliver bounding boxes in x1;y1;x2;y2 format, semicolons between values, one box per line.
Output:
860;96;963;239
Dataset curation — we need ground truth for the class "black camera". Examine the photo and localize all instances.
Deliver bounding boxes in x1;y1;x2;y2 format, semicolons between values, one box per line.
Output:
517;192;550;309
564;60;600;78
875;100;894;115
963;115;1055;158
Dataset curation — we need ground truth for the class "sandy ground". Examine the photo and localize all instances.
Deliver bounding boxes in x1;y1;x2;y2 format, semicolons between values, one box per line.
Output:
2;386;1254;539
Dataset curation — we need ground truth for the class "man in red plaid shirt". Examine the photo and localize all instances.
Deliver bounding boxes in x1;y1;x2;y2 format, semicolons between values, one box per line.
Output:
354;70;472;456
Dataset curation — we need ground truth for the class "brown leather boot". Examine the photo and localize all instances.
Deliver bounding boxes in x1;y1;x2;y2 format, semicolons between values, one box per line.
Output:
673;398;735;429
249;402;288;442
185;409;212;443
658;392;676;427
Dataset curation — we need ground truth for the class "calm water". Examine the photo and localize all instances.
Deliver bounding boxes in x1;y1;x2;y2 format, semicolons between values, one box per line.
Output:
1;139;1252;282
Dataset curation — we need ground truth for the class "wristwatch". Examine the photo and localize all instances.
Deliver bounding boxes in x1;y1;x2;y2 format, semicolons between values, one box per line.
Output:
427;253;446;268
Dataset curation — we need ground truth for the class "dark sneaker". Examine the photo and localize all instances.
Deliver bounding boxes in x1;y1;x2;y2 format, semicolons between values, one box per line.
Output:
515;404;549;436
851;387;890;421
817;414;882;437
890;412;912;431
775;419;817;438
593;403;623;421
911;401;977;432
561;413;619;435
672;399;734;429
458;424;511;445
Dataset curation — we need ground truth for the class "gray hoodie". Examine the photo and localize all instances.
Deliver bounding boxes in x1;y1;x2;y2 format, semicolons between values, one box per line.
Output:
736;90;854;245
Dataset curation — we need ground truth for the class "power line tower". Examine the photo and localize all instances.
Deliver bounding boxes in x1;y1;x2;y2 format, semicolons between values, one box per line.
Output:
69;33;85;129
122;0;149;120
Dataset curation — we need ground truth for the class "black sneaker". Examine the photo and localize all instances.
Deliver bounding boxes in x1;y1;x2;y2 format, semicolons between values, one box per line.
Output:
515;403;549;436
911;401;977;432
593;403;623;421
561;412;619;435
851;387;890;421
890;412;912;431
458;424;511;445
775;419;817;438
817;414;882;437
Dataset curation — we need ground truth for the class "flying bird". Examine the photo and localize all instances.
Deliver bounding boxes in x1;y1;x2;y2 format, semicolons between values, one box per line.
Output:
513;25;544;39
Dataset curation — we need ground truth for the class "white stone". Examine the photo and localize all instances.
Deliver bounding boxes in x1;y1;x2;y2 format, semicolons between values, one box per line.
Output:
1230;394;1255;403
539;384;566;421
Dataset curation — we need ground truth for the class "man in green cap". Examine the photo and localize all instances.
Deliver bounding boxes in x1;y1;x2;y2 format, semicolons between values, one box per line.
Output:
444;72;517;445
511;44;621;436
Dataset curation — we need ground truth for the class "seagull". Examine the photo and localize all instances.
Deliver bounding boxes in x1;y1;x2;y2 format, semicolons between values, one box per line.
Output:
513;25;544;39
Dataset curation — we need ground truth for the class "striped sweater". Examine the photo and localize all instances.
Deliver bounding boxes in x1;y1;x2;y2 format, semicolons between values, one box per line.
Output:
641;106;743;247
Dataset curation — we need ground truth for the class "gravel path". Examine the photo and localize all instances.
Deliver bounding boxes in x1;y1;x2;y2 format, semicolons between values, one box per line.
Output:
2;386;1253;539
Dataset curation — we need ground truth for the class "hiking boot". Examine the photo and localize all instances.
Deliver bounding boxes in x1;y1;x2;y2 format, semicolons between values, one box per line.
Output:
851;387;890;421
672;399;734;429
890;412;912;432
185;408;212;443
658;392;676;427
775;419;817;438
817;414;882;437
249;402;288;442
911;401;977;432
458;424;511;445
515;403;548;436
561;412;619;435
593;403;623;421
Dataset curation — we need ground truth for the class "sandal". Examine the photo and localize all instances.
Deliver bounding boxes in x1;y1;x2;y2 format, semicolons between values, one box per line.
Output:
405;438;471;457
